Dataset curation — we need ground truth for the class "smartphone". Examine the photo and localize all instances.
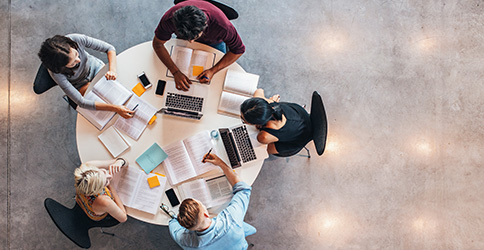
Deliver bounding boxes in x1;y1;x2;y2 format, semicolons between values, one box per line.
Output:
138;71;152;89
156;80;166;96
165;188;180;207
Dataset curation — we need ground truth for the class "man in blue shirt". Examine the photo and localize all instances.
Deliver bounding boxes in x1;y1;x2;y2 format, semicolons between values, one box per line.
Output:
169;153;256;249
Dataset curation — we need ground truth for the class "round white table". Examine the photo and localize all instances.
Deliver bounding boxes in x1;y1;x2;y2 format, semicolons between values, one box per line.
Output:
76;39;265;225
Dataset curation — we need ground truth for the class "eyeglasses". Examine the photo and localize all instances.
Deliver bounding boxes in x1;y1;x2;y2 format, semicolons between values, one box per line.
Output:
160;203;176;219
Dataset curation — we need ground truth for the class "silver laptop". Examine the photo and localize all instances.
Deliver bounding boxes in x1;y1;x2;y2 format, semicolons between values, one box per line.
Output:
219;124;267;168
159;81;209;120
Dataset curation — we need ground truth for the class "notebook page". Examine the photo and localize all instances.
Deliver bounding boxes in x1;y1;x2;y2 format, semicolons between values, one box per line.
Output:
171;46;193;76
218;91;250;116
76;92;114;130
206;176;233;207
114;96;157;140
189;50;212;79
223;69;259;96
131;173;166;215
163;141;198;185
112;166;141;207
179;179;213;207
92;78;132;105
183;131;219;176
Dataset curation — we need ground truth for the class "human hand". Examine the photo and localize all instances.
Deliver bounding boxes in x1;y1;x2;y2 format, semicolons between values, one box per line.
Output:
174;71;191;91
108;159;125;175
202;153;226;167
269;94;280;102
105;71;117;80
197;69;214;83
117;105;135;119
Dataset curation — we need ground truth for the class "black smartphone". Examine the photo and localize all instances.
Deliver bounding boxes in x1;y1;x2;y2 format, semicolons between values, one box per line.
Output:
156;80;166;96
165;188;180;207
138;71;152;89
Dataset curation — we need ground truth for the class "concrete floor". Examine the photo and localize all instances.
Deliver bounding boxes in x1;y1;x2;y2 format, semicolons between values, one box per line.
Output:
1;0;483;249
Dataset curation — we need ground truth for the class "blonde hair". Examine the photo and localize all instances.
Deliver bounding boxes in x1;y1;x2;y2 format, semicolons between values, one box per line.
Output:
74;164;106;196
178;198;202;230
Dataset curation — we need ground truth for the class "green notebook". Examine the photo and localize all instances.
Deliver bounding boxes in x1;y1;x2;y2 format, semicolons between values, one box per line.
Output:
136;143;168;174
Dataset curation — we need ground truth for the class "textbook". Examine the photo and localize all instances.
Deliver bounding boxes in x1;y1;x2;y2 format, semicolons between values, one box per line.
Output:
162;131;219;185
114;95;158;140
178;176;233;209
112;166;167;215
97;126;130;157
217;69;259;116
77;78;133;130
136;143;168;174
166;45;216;82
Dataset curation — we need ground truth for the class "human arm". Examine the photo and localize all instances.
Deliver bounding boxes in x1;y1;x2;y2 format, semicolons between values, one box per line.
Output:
197;51;242;83
92;186;127;223
202;153;241;186
83;158;128;175
94;102;134;119
105;50;117;80
152;36;192;90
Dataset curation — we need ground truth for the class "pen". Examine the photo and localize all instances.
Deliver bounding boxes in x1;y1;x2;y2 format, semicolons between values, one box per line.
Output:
202;148;213;162
201;76;209;80
132;104;139;111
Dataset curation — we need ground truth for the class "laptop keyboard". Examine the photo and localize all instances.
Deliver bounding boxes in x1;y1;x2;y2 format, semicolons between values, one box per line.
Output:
232;126;257;163
219;128;241;168
165;92;203;112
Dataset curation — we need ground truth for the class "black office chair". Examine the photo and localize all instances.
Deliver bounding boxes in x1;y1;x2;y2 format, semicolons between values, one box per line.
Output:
174;0;239;20
297;91;328;158
44;198;119;249
33;64;78;109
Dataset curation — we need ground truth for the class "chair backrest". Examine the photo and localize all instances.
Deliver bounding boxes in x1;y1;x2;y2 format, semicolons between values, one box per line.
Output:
310;91;328;156
174;0;239;20
44;198;119;249
33;64;57;95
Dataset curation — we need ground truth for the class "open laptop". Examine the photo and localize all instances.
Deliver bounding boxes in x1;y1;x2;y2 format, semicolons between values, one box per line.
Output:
158;81;209;120
219;124;268;168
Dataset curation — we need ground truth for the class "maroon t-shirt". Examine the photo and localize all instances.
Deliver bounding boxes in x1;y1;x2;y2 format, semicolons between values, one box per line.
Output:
154;0;245;54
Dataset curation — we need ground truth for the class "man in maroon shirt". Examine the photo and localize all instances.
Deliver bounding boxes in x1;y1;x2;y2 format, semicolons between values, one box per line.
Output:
153;0;245;91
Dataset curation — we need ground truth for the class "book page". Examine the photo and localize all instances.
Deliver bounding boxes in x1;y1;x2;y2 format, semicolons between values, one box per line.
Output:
130;174;166;215
183;131;218;176
92;78;132;105
179;179;213;207
170;46;193;77
206;176;233;207
77;91;115;130
189;50;213;80
98;126;130;157
223;69;259;96
112;166;141;207
114;96;157;140
218;91;250;116
163;141;198;185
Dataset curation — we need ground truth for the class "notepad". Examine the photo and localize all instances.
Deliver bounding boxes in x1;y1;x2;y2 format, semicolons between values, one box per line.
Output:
136;143;168;174
132;82;146;97
98;126;131;157
218;69;259;117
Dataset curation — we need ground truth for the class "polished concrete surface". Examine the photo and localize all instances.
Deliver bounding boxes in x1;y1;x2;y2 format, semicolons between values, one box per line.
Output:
1;0;483;249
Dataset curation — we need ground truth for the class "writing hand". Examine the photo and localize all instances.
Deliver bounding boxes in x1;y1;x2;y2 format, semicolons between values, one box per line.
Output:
197;69;214;83
117;105;135;119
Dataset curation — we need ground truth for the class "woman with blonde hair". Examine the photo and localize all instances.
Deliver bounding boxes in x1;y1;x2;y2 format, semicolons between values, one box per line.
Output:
74;158;128;222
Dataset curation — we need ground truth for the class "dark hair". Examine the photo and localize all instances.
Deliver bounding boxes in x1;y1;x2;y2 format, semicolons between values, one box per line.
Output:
173;6;207;41
178;198;201;229
38;35;79;76
240;98;284;126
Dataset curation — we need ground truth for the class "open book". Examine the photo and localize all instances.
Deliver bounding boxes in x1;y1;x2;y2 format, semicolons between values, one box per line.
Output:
178;176;233;208
166;46;216;82
112;166;167;215
114;95;157;140
162;131;219;185
218;69;259;116
77;78;133;130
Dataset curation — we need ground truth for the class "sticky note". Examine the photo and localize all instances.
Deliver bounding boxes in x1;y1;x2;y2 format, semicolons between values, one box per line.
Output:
192;65;204;76
154;173;166;177
147;176;161;189
132;82;146;97
148;115;157;125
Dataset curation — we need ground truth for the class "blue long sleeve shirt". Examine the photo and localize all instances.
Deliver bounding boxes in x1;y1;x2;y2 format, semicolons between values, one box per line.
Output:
169;181;252;249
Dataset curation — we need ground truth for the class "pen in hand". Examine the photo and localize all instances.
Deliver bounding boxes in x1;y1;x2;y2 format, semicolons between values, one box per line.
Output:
202;148;213;162
132;104;139;112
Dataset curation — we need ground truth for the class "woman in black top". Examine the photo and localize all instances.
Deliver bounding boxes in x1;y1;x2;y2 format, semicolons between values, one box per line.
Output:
240;89;312;157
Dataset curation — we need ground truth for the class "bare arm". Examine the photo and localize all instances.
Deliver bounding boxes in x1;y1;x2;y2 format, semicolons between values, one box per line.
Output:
105;50;117;80
197;52;243;83
83;158;128;175
152;36;192;90
93;187;127;223
202;153;242;186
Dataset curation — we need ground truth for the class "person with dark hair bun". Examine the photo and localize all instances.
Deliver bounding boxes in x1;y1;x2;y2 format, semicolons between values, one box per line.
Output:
240;89;312;157
38;34;134;118
153;0;245;91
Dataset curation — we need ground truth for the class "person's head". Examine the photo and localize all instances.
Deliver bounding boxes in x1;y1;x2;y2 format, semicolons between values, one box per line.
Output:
240;98;284;126
177;198;209;230
172;6;207;41
74;164;113;196
38;35;80;76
